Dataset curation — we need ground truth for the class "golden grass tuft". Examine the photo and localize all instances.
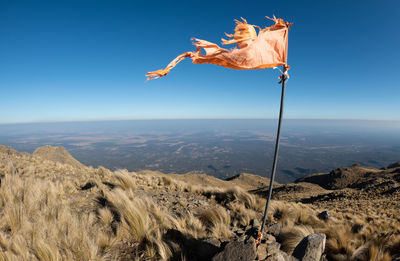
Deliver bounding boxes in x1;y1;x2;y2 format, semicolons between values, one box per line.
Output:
227;202;258;227
278;225;314;254
198;207;233;238
104;189;173;260
32;240;60;261
173;213;206;239
98;207;114;227
368;245;391;261
106;189;150;242
113;170;136;191
322;224;358;259
162;176;172;186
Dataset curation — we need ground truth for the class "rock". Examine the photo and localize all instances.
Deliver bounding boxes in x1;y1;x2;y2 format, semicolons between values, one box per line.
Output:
247;236;256;244
256;244;268;260
317;211;330;221
292;233;326;261
164;229;220;260
251;219;261;229
262;234;276;244
235;228;245;236
266;223;281;237
237;230;246;236
204;238;221;248
266;242;281;256
265;252;286;261
351;224;364;233
212;240;256;261
192;199;208;206
279;251;299;261
237;235;247;242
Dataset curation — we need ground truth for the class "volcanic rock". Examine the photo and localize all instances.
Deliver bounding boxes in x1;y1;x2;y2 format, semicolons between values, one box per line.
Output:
292;233;326;261
212;239;256;261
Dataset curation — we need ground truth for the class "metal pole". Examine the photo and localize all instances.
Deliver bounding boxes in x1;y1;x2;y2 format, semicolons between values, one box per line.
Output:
260;67;288;234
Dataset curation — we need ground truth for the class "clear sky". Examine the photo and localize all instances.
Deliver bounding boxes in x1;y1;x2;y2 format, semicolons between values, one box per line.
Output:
1;0;399;124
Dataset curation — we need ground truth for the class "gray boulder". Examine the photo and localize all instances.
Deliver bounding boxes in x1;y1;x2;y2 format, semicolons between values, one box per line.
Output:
212;240;256;261
265;251;298;261
266;223;281;237
265;253;286;261
292;233;326;261
251;218;261;229
266;242;281;256
256;243;268;260
204;238;221;248
264;234;276;244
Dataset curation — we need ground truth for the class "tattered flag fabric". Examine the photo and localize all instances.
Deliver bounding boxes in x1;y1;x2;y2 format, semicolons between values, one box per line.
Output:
146;16;292;81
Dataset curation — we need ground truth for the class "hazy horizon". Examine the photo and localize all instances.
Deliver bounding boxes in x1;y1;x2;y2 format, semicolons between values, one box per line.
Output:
1;119;400;183
2;118;400;125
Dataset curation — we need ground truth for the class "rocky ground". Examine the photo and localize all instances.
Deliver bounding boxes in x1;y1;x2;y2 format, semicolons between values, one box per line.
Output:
0;145;399;260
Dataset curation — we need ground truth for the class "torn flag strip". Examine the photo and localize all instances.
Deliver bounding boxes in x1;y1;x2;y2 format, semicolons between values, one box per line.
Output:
146;16;291;80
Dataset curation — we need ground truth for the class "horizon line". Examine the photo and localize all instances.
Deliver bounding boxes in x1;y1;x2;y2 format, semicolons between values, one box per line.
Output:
1;118;400;126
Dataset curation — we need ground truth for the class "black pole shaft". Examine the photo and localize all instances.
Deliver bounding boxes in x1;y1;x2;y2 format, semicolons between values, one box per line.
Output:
260;69;287;234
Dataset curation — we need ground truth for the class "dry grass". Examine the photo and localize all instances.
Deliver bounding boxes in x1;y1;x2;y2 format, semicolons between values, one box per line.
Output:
279;225;315;254
227;202;258;227
261;199;400;260
1;146;400;260
113;169;137;191
198;206;233;239
172;213;206;239
0;149;234;260
204;186;264;211
0;171;100;260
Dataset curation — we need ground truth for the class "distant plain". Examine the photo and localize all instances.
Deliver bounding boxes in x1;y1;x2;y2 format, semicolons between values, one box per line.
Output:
1;119;399;183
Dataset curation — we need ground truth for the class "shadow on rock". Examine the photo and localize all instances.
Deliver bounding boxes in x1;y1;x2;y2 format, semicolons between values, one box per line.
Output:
163;229;221;261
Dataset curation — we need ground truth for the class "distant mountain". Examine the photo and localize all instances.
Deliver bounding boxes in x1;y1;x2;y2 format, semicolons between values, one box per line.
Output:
295;163;399;191
33;145;84;168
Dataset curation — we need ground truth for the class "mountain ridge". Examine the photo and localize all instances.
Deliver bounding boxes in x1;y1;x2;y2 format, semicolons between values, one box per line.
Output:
33;145;84;168
0;144;399;260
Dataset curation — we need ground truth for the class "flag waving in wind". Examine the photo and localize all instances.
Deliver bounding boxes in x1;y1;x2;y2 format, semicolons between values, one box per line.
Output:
146;16;292;80
145;15;293;241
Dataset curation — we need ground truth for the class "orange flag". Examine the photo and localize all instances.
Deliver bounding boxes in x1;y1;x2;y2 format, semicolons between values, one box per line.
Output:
146;16;292;81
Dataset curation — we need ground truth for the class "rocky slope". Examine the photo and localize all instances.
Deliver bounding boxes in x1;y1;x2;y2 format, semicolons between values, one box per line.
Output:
33;145;85;168
0;145;399;260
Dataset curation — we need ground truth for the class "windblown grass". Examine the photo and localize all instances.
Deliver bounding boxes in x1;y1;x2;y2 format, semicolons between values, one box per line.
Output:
198;207;233;238
1;146;400;260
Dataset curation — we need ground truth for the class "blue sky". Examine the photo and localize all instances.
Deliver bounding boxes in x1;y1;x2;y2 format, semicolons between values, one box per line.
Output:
0;0;399;124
